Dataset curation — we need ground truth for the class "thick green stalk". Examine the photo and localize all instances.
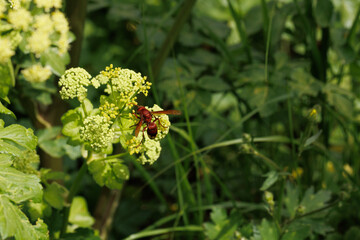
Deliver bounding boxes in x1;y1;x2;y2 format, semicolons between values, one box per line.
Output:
152;0;197;79
60;155;90;237
260;0;269;41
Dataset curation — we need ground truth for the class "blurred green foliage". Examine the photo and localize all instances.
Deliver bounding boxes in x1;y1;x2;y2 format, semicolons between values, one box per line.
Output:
79;0;360;239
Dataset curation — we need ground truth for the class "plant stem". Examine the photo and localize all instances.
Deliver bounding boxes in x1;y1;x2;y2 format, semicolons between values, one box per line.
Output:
60;155;90;237
152;0;197;79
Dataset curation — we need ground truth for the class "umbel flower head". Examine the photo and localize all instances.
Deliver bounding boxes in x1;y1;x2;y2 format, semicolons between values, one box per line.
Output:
92;64;151;108
0;0;71;81
59;67;92;101
80;115;115;152
21;64;52;83
126;135;162;165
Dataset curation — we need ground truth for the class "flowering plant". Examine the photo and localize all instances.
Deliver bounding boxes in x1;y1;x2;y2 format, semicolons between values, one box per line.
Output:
59;65;175;186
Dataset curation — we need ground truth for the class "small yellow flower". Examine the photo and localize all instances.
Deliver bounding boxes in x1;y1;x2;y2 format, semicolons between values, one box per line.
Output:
99;101;119;122
343;164;354;176
0;37;15;63
22;64;52;83
126;136;143;155
291;167;303;179
8;8;32;30
326;161;335;173
309;108;317;118
101;65;151;108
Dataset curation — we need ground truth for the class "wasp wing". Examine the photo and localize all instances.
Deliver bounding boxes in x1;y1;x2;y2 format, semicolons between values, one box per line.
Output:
152;110;182;115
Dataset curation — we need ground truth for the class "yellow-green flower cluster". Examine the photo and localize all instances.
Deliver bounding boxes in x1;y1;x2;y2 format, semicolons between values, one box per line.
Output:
126;136;143;155
93;64;152;108
137;139;161;165
34;0;61;12
126;135;162;165
80;115;115;152
59;68;91;101
0;0;70;73
21;63;52;83
99;101;120;123
0;37;14;63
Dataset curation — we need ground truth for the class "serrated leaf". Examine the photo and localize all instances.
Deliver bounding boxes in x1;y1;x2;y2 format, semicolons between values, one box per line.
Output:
87;159;129;190
300;187;331;214
43;182;68;210
0;166;42;203
0;101;15;118
260;171;279;191
0;195;49;240
69;196;95;228
204;207;240;240
41;48;66;76
0;124;37;150
284;182;299;218
315;0;334;27
282;222;311;240
258;219;279;240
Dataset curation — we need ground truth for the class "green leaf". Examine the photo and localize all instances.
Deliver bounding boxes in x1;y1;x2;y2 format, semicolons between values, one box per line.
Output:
284;182;299;218
300;187;331;214
0;195;49;240
314;0;334;27
282;222;311;240
345;226;360;240
260;171;279;191
69;196;95;228
0;124;37;150
0;62;14;98
38;128;67;157
61;109;83;143
0;166;42;203
43;182;68;210
40;48;66;76
0;101;15;118
0;140;23;156
258;219;279;240
304;130;322;147
0;154;12;167
203;207;240;240
198;76;230;91
88;159;129;190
